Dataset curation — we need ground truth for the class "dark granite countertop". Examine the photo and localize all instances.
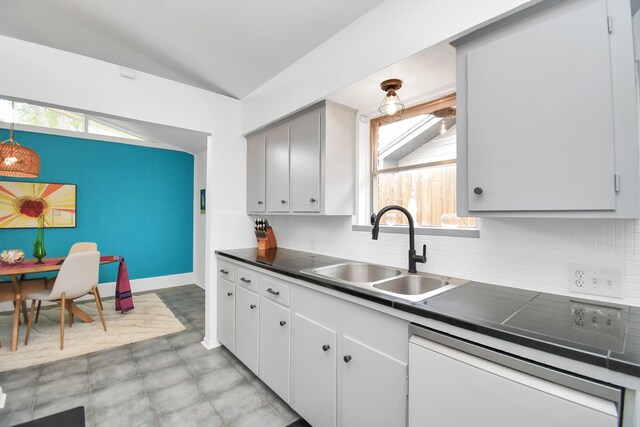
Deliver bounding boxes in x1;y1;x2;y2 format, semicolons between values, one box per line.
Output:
216;247;640;377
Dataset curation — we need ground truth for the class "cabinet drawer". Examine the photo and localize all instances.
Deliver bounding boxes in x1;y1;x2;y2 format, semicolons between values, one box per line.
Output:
217;260;235;282
260;276;290;307
237;267;259;293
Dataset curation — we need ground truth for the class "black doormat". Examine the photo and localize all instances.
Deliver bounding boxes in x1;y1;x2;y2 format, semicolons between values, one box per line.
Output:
286;419;312;427
14;406;85;427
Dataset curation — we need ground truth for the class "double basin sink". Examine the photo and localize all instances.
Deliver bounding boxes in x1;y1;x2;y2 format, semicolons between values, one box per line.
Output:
301;262;466;303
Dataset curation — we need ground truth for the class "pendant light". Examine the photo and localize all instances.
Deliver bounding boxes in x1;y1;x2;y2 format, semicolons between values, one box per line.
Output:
0;102;40;178
378;79;405;122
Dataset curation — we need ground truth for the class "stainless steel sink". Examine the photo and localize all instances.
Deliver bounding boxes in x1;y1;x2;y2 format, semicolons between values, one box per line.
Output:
373;275;448;295
301;261;466;303
308;262;402;284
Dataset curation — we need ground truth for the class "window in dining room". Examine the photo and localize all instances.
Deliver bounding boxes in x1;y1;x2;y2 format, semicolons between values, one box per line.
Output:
0;98;142;141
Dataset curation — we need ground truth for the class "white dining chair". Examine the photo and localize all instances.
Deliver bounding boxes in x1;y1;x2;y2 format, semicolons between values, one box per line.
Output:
35;242;99;323
24;251;106;350
69;242;98;254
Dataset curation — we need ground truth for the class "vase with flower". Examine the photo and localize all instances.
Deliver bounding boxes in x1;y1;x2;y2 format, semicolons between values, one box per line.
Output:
33;214;46;263
18;199;47;264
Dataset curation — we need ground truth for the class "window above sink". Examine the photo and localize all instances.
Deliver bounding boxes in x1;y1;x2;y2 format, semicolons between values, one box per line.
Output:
370;93;476;231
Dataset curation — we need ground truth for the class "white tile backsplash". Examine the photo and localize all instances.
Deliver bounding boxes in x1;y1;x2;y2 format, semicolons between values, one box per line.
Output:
264;216;640;306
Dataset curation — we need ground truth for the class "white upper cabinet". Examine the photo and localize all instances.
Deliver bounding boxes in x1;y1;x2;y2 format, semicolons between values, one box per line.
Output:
265;123;290;212
454;0;640;217
290;109;321;213
245;100;356;215
246;133;266;213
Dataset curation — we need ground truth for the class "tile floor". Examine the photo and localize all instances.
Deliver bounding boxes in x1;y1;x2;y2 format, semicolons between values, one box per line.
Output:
0;285;301;427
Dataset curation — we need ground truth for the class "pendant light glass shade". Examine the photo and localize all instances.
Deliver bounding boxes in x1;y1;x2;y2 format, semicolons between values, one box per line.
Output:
0;125;40;178
378;79;405;122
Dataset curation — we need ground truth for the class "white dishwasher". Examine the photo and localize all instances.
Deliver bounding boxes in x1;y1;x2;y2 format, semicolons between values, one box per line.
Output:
408;325;622;427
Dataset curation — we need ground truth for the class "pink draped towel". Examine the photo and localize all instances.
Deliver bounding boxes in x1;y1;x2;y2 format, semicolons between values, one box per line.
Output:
113;256;134;313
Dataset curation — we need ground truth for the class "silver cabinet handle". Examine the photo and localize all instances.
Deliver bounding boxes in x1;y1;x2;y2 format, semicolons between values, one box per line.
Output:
219;269;229;274
240;277;251;283
266;288;280;296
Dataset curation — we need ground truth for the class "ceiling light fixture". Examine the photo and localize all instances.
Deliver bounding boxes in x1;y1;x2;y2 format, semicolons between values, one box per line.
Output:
0;102;40;178
378;79;405;122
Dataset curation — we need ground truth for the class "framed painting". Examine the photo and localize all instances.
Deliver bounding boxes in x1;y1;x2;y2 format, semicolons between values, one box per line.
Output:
0;181;77;229
200;189;206;214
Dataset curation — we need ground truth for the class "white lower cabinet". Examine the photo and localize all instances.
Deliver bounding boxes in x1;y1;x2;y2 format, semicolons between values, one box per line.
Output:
216;257;409;427
341;335;407;427
291;286;409;427
235;285;259;374
259;297;291;402
292;313;337;427
217;277;236;353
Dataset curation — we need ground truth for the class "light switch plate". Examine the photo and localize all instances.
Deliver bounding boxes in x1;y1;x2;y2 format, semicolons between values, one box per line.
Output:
568;264;623;298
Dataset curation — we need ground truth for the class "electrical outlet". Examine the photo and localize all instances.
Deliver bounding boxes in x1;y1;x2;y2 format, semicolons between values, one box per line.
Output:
568;264;623;298
571;302;623;337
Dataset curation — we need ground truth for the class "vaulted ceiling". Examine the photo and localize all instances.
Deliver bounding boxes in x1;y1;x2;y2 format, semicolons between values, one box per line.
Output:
0;0;385;99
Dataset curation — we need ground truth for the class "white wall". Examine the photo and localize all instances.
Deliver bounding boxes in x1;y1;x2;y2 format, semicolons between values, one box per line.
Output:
241;0;534;134
194;152;207;288
0;35;253;346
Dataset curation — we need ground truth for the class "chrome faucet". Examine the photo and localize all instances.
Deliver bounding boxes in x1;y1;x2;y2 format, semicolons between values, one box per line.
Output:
371;205;426;273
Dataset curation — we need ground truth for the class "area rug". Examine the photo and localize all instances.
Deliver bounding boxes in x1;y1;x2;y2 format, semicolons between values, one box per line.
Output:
0;293;185;372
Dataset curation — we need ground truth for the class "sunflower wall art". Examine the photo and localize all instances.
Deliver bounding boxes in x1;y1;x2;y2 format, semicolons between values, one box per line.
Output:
0;181;76;228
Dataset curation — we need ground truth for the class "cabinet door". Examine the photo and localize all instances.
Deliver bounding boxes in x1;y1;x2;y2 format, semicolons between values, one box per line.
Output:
341;335;407;427
466;0;615;212
246;133;266;213
216;278;235;353
266;123;290;212
292;313;337;427
259;297;291;402
290;110;321;212
235;286;259;374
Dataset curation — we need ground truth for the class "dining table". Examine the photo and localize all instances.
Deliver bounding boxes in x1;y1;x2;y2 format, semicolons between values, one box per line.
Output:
0;255;119;352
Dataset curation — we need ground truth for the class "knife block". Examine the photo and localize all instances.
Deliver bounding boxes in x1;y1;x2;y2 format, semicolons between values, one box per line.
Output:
257;227;277;251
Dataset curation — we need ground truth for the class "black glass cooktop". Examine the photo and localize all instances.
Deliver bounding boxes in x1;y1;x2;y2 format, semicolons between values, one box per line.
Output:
425;282;538;324
423;282;637;362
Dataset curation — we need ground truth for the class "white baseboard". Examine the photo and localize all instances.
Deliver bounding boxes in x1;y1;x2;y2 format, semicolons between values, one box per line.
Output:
201;336;221;350
0;272;196;313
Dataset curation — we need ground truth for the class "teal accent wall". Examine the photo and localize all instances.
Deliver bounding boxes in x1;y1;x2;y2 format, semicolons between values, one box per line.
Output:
0;129;194;283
